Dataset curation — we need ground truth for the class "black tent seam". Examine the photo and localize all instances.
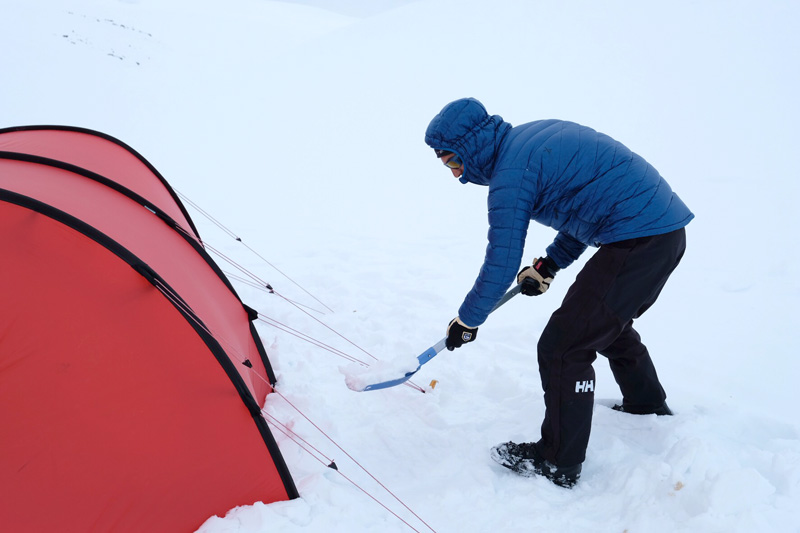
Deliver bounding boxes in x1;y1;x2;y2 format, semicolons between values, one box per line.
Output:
0;125;200;238
0;150;277;381
0;188;299;500
0;151;235;293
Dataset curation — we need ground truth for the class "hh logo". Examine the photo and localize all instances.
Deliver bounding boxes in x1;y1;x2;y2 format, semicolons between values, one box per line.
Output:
575;380;594;393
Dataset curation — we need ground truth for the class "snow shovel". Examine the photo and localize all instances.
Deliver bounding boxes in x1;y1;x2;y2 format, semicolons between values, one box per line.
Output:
356;279;536;392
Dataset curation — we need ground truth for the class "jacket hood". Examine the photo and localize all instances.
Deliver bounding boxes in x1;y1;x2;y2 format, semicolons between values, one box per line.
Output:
424;98;511;185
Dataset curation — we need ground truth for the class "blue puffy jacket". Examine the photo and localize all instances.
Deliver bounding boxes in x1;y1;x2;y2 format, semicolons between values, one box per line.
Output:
425;98;694;327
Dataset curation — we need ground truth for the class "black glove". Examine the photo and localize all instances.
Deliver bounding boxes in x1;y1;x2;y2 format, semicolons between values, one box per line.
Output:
516;256;560;296
446;317;478;351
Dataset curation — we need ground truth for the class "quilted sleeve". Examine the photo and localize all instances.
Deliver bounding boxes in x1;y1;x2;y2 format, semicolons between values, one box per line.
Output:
457;177;532;327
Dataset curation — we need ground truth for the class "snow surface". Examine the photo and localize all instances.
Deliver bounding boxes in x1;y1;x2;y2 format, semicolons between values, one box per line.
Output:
4;0;800;531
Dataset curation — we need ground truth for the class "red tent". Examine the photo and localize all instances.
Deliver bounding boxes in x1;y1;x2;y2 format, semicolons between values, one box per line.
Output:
0;126;298;532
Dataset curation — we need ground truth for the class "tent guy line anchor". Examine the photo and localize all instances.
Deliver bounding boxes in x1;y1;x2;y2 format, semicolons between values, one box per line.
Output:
267;392;438;533
222;269;326;314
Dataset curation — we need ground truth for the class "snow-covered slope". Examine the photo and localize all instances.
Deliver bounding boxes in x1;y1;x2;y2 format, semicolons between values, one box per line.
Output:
3;1;799;531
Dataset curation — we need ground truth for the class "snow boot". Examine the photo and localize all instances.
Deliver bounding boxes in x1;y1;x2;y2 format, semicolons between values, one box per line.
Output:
490;441;581;488
612;402;673;416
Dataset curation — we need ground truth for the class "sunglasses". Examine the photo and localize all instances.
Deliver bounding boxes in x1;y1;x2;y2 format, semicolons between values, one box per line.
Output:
443;154;463;169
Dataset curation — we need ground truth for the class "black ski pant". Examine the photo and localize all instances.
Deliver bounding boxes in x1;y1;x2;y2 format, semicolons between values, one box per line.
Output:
535;228;686;467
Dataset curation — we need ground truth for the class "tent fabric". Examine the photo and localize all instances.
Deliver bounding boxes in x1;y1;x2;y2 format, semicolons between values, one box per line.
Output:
0;126;298;532
0;125;199;238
